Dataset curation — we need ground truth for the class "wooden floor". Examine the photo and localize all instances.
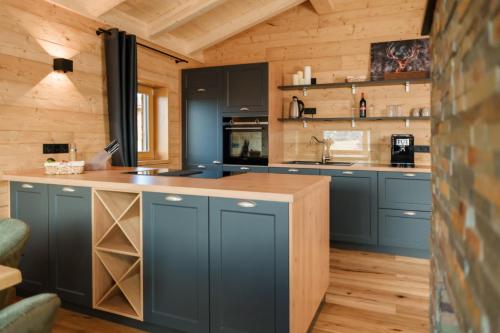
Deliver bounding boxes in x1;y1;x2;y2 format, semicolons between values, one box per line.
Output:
52;248;430;333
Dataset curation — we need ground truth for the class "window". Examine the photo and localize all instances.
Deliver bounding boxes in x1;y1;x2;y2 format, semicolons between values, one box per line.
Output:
137;85;154;160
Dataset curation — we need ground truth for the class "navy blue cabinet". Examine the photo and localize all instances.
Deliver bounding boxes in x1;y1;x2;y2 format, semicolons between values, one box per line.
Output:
320;170;378;245
183;69;223;167
378;209;430;252
269;167;320;175
378;172;431;211
10;183;91;302
143;192;209;333
10;182;49;295
209;198;289;333
48;185;91;306
223;63;268;115
223;164;269;173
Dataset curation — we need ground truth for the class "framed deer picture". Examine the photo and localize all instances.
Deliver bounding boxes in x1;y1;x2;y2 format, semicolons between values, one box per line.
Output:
370;38;430;81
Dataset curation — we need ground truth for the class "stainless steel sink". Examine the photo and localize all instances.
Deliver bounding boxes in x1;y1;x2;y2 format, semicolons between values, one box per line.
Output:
286;161;354;166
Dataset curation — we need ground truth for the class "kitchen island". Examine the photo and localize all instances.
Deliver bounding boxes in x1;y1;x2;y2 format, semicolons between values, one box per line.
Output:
4;168;330;333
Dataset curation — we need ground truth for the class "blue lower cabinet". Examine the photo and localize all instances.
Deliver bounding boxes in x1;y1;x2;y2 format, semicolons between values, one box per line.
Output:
268;167;319;175
223;164;269;173
209;198;289;333
320;170;378;245
378;172;431;211
48;185;91;306
10;182;49;295
378;209;430;251
143;192;209;333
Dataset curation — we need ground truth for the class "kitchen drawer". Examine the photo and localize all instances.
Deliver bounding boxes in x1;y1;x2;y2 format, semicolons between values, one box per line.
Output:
223;165;268;173
378;209;430;250
268;167;320;175
378;172;431;211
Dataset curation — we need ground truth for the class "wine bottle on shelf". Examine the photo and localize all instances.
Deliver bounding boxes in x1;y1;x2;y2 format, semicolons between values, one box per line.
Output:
359;93;367;118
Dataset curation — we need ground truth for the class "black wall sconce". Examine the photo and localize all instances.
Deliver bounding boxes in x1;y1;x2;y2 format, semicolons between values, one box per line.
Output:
53;58;73;73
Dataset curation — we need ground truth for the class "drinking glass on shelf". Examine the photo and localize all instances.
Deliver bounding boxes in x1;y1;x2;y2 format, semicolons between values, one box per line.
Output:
386;105;397;117
396;104;404;117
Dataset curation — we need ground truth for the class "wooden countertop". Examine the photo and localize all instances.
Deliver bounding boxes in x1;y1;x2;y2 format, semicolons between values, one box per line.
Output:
0;265;21;290
269;162;431;173
2;168;331;203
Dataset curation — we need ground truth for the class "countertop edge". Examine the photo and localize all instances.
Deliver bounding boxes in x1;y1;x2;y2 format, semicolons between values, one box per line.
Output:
2;173;331;203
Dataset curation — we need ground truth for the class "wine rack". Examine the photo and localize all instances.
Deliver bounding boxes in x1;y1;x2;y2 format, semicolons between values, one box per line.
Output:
92;189;143;320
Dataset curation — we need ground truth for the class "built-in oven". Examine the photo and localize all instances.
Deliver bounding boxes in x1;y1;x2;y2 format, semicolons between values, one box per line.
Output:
223;116;268;166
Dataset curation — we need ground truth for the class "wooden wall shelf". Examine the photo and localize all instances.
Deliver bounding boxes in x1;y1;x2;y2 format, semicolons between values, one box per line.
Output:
278;78;431;90
278;116;431;122
93;190;143;321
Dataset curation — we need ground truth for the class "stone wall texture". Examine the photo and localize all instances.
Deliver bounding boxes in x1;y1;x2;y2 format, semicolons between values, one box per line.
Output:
430;0;500;332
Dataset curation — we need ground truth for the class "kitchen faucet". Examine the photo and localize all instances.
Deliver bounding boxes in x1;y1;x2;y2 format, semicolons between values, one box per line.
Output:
310;136;333;163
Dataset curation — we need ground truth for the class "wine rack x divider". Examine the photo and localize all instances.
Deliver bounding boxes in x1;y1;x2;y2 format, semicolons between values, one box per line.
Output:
92;189;143;320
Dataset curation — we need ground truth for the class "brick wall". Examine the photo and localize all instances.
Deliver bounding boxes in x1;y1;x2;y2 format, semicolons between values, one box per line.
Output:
430;0;500;332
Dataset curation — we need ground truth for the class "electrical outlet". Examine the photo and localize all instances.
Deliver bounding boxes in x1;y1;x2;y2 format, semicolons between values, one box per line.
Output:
43;143;69;154
415;145;430;153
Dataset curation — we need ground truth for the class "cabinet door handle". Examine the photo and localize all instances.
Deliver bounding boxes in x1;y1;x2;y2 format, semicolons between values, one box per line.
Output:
197;165;206;169
62;187;75;193
165;195;183;202
237;200;256;208
240;167;250;171
288;169;299;173
342;171;354;175
196;88;206;92
212;160;222;164
403;173;416;177
21;184;34;189
403;211;416;216
240;107;249;111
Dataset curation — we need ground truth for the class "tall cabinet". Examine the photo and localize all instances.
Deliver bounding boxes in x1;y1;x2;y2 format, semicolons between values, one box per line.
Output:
182;63;268;169
183;68;223;171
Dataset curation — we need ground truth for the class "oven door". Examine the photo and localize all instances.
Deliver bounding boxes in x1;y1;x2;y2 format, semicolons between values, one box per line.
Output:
223;122;268;166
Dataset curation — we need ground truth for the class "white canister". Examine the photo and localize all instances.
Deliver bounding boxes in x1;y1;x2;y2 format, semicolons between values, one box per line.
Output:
297;70;304;79
292;74;299;85
299;77;305;85
304;66;312;85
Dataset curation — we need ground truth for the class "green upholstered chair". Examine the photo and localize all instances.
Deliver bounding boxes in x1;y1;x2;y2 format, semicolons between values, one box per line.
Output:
0;293;60;333
0;218;30;309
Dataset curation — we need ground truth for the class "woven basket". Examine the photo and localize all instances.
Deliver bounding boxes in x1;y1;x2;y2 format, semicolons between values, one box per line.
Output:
44;161;85;175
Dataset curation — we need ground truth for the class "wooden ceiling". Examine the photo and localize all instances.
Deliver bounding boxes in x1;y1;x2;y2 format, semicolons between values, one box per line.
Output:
45;0;335;62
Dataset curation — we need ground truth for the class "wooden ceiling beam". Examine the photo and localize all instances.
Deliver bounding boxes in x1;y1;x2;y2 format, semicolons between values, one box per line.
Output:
186;0;307;54
87;0;126;17
148;0;227;37
309;0;335;15
46;0;125;18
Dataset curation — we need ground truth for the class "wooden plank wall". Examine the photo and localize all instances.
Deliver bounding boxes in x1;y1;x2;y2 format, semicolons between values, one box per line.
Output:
203;0;431;165
0;0;184;218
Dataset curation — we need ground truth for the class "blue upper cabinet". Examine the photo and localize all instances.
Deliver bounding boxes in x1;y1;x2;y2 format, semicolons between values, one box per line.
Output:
183;69;223;166
48;185;91;306
222;63;268;115
183;67;222;98
378;172;432;211
143;192;209;333
10;182;49;295
320;170;378;245
209;198;289;333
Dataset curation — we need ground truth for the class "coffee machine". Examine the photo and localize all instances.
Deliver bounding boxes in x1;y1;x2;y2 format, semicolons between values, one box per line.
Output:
391;134;415;167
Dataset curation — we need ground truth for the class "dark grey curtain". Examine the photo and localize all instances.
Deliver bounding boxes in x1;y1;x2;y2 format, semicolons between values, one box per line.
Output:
103;28;138;167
